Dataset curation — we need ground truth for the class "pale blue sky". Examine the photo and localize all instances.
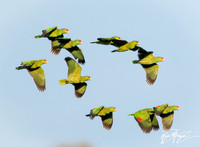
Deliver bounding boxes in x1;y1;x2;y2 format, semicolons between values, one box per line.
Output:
1;0;200;147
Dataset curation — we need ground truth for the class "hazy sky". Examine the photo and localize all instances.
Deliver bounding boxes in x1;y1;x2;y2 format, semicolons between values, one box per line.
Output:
1;0;200;147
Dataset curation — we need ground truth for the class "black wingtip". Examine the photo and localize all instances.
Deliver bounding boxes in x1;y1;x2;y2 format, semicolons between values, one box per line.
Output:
64;57;73;62
78;59;86;65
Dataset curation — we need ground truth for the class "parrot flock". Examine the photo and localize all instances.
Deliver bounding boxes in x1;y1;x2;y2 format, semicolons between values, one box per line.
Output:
16;26;179;132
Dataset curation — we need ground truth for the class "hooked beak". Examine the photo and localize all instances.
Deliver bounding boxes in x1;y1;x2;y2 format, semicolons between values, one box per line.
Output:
137;41;139;45
88;76;91;80
44;60;47;64
79;40;82;45
177;106;180;110
114;107;117;111
66;29;69;33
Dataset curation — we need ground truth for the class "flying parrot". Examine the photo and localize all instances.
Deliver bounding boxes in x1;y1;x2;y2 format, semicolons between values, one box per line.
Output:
90;36;121;45
154;104;179;131
86;106;117;130
111;40;140;52
59;57;91;98
51;38;85;64
34;26;69;40
132;47;164;85
129;108;159;133
16;59;47;91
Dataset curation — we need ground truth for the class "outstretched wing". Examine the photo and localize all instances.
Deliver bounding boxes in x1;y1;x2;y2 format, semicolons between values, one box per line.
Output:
67;46;85;64
160;112;174;131
28;67;45;91
111;40;128;47
73;83;87;98
101;112;113;130
64;57;81;79
142;63;159;85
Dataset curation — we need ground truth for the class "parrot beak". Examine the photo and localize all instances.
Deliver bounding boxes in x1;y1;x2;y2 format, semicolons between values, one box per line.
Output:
79;40;82;45
44;59;47;64
88;76;91;81
137;41;139;45
66;29;69;33
177;106;180;110
114;107;117;111
162;57;164;61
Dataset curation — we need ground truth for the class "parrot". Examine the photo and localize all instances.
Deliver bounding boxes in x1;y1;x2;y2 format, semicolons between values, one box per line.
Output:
90;36;121;45
129;108;159;133
51;38;85;64
86;106;117;130
16;59;47;91
132;47;164;85
111;40;140;52
59;57;91;98
35;26;69;40
154;104;179;131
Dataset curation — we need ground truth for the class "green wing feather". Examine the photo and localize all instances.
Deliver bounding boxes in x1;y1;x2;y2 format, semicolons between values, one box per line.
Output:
153;104;169;115
111;39;128;47
151;114;159;131
142;63;159;85
91;36;121;45
86;106;104;119
28;67;45;91
67;46;85;64
160;112;174;131
65;57;81;79
135;113;153;133
73;83;87;98
159;106;179;130
35;26;57;38
111;41;138;52
131;109;153;133
101;112;113;130
51;38;71;55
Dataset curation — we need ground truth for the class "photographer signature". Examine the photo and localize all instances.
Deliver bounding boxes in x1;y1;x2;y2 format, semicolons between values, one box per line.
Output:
160;129;200;144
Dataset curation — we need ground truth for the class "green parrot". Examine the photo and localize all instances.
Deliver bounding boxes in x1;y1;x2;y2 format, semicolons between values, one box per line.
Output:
111;40;140;52
34;26;69;40
86;106;117;130
154;104;179;131
90;36;121;45
16;59;47;91
132;47;164;85
129;108;159;133
59;57;91;98
51;38;85;64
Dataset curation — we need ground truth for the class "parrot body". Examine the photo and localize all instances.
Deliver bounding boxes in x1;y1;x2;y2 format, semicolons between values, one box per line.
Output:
35;26;69;40
59;57;90;98
51;39;85;64
154;104;179;130
16;59;47;91
86;106;117;130
132;47;164;85
91;36;121;45
129;108;159;133
111;40;139;52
